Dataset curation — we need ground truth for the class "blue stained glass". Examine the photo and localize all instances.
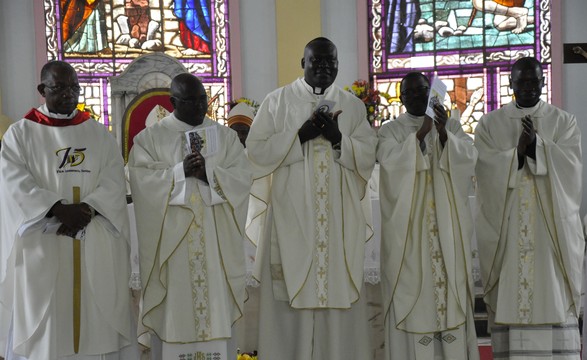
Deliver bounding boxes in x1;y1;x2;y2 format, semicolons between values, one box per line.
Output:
369;0;551;133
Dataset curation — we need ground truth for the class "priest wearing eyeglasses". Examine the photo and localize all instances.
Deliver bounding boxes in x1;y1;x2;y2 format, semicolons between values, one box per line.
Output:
128;73;251;359
0;60;135;360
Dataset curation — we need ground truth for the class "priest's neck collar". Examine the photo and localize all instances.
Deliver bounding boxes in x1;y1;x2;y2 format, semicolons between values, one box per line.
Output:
23;105;90;127
514;99;542;110
40;104;78;119
302;78;332;96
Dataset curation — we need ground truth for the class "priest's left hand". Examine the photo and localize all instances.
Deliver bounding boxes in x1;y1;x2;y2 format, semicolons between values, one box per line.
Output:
314;110;343;145
517;115;536;155
432;103;448;146
184;152;208;184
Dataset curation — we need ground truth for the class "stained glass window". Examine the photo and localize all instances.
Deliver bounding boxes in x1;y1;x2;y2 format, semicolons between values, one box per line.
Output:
368;0;551;132
43;0;231;128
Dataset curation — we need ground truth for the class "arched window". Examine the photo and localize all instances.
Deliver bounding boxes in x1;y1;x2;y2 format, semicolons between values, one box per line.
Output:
369;0;551;133
42;0;231;129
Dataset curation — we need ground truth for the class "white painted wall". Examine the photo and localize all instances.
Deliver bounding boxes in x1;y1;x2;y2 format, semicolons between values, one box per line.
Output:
238;0;278;104
562;0;587;215
0;0;40;122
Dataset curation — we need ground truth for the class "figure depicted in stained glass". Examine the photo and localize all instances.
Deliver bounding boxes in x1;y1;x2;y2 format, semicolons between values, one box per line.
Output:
386;0;421;53
173;0;212;55
470;0;535;34
61;0;110;54
115;0;162;50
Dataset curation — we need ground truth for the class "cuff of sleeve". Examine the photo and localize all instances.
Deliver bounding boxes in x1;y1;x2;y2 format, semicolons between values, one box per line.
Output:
169;162;187;205
527;135;547;176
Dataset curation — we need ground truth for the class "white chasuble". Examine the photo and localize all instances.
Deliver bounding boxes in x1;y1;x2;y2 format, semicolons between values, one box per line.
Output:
475;101;583;358
128;115;251;354
0;106;133;360
377;112;479;360
247;78;377;360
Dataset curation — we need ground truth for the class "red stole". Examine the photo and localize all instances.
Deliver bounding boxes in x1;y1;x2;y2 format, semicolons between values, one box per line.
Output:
24;108;91;127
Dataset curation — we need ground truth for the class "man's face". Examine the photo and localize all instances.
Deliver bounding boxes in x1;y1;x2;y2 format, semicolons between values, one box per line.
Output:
510;64;544;108
38;66;80;115
302;42;338;90
400;75;430;117
230;123;250;147
171;81;208;126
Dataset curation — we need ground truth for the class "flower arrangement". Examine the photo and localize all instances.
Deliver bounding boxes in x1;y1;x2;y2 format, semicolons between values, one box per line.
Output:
345;80;391;127
237;349;258;360
229;97;260;115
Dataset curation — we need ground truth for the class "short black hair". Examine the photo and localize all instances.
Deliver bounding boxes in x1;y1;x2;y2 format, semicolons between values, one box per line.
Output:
304;37;336;54
400;72;430;92
511;56;543;76
40;61;75;84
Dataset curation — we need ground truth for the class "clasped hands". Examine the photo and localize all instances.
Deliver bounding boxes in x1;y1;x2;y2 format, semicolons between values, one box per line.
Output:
183;151;208;184
416;102;449;146
517;115;536;156
50;202;94;237
298;109;343;145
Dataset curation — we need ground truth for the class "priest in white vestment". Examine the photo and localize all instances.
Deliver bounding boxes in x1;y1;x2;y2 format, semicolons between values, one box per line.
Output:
128;73;251;360
246;37;377;360
0;61;135;360
378;72;479;360
475;57;583;359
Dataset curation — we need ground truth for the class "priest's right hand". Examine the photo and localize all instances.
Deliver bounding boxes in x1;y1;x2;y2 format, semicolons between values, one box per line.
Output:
183;153;208;183
50;202;93;236
298;116;322;144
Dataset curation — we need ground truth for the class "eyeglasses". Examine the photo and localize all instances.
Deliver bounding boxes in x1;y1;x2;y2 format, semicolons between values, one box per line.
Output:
44;84;82;94
511;78;544;87
401;86;430;97
172;95;208;106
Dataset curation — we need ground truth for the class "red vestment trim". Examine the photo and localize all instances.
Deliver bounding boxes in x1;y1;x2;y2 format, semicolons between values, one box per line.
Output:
24;108;91;127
